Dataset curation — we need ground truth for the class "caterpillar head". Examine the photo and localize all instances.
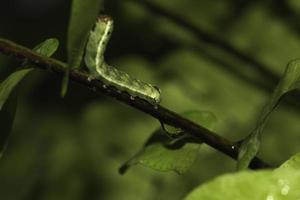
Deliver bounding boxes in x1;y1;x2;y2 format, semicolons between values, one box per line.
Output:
97;15;114;38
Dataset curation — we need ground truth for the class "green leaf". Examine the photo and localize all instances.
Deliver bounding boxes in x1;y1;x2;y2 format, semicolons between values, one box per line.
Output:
0;69;32;110
238;60;300;170
0;38;59;157
67;0;102;69
185;169;300;200
0;69;31;157
120;110;217;174
63;0;103;97
278;153;300;171
0;88;17;158
33;38;59;57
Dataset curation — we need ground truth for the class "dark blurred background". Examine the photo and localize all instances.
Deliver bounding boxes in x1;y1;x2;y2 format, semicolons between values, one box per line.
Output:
1;0;300;199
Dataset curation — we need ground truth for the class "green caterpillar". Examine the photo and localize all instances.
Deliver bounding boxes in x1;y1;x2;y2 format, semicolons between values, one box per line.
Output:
84;15;161;104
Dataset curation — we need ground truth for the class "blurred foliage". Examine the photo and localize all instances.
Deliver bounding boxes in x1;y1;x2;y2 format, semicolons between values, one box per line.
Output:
186;154;300;199
238;60;300;170
1;0;300;199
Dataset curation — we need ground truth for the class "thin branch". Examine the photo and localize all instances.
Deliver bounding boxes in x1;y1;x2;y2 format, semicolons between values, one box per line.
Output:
0;38;270;169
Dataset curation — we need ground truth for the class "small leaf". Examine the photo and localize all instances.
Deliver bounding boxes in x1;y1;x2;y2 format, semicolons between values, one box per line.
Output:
0;38;59;157
33;38;59;57
238;60;300;170
185;169;300;200
120;111;217;174
63;0;103;96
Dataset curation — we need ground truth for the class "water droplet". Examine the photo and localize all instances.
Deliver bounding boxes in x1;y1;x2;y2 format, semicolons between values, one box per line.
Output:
278;179;289;195
130;96;135;100
102;84;107;89
281;185;289;195
87;76;93;82
231;145;235;149
266;194;274;200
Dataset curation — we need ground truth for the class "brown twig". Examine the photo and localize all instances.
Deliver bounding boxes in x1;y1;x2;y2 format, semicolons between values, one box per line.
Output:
0;38;271;169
